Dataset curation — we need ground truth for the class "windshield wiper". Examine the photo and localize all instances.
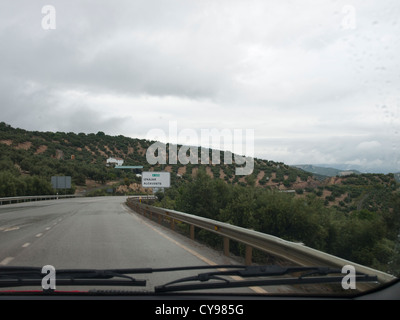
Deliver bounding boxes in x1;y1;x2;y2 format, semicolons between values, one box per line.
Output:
0;265;245;291
154;265;379;293
0;265;379;293
0;266;146;289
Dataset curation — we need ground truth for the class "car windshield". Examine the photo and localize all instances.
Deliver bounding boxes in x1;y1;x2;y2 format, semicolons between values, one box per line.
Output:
0;0;399;301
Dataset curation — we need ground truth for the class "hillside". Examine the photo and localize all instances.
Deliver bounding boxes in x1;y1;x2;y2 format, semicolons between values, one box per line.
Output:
0;122;316;196
0;122;398;215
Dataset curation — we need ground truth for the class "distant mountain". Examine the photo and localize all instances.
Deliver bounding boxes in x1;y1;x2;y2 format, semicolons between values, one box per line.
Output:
293;164;362;177
310;163;398;175
395;173;400;183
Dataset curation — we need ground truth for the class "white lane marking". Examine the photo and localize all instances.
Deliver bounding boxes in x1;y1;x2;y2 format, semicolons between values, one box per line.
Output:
35;233;43;238
45;227;51;230
22;242;31;248
0;257;14;265
3;227;20;232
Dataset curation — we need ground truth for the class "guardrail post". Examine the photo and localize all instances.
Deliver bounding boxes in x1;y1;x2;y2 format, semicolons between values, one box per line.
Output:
171;219;175;231
245;245;252;266
190;225;195;240
223;237;230;257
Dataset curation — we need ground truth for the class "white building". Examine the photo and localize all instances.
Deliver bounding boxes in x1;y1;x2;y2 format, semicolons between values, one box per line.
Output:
106;157;124;166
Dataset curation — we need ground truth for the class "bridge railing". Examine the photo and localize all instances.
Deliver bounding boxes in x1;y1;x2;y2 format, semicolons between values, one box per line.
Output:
126;197;396;285
0;194;76;205
0;194;156;206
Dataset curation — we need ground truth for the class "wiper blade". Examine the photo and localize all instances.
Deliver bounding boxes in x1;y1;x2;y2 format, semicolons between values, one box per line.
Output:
0;266;146;289
0;265;242;289
154;265;379;293
0;265;380;292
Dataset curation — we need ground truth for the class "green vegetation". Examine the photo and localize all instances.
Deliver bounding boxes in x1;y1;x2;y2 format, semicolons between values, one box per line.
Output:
0;171;55;196
0;122;314;196
2;122;399;275
155;169;400;276
0;122;152;196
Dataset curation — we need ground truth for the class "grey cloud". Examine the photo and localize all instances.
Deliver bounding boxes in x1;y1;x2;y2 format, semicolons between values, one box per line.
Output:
256;134;399;173
0;1;399;173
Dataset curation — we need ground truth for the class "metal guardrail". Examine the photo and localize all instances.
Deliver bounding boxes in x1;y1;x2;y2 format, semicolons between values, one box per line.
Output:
126;197;397;284
0;194;76;205
0;194;155;206
129;195;158;201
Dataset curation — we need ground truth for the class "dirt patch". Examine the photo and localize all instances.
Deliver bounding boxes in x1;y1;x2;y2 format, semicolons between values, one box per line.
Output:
322;189;332;197
55;149;64;160
219;168;226;180
0;140;12;146
178;166;186;175
117;183;151;194
96;147;107;157
255;171;265;186
16;141;32;150
331;192;348;206
85;179;102;188
292;179;314;190
129;183;151;193
13;163;28;175
104;145;113;154
85;146;95;155
111;148;123;157
137;142;146;156
265;172;278;187
102;180;119;186
327;177;344;185
35;145;48;154
206;166;213;178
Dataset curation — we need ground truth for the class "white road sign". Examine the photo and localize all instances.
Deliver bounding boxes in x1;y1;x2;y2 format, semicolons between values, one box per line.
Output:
141;172;170;188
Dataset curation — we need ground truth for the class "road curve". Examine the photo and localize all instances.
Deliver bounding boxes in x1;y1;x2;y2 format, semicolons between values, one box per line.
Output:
0;196;264;293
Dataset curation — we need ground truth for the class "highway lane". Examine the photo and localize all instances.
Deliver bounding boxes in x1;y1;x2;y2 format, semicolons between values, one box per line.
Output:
0;196;271;294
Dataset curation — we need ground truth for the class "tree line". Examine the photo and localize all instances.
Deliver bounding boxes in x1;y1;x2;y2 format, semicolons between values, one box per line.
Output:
155;169;400;276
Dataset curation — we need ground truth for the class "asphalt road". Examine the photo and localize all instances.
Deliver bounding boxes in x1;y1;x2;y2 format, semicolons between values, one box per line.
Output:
0;196;273;294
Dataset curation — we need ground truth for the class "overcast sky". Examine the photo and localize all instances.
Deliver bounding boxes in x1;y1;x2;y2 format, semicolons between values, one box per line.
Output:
1;1;399;173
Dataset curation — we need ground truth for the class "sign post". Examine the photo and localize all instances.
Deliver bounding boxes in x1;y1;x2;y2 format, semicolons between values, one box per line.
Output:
51;176;71;195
